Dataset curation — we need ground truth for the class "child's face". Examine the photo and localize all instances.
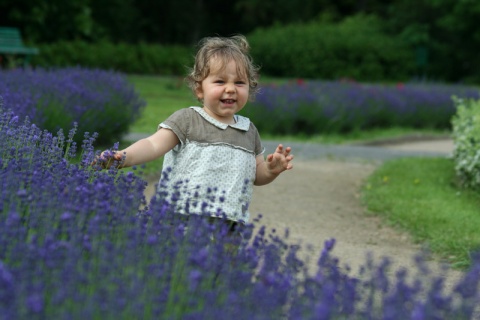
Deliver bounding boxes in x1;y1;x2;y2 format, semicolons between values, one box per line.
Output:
196;59;249;124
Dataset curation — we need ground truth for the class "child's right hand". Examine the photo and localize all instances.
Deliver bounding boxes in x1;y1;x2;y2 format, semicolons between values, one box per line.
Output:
91;150;124;169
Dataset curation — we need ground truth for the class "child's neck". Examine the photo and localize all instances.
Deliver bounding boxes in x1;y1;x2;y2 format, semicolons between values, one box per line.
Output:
218;117;236;125
202;107;236;124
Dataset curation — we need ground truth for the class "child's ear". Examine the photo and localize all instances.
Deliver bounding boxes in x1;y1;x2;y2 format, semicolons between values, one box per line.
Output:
195;87;204;100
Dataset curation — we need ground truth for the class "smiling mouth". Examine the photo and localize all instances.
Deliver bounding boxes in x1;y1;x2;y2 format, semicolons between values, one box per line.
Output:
221;99;236;104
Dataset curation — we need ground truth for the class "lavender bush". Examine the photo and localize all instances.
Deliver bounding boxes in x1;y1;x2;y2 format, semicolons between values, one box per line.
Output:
241;80;480;135
1;101;480;319
0;67;146;145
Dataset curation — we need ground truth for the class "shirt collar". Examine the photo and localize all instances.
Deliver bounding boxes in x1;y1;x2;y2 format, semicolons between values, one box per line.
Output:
190;107;250;131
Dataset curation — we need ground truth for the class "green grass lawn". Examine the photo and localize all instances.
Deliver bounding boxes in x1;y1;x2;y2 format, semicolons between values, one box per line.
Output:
362;157;480;269
127;75;197;133
126;75;479;269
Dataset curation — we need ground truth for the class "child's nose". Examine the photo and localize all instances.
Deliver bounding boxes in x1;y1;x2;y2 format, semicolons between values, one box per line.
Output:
225;83;235;93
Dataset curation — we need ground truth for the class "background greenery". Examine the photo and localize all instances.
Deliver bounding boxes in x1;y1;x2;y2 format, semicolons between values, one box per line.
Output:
32;41;192;75
248;15;415;81
2;0;480;83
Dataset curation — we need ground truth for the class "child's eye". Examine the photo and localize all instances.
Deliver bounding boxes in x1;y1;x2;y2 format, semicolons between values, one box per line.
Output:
236;81;246;85
214;80;225;84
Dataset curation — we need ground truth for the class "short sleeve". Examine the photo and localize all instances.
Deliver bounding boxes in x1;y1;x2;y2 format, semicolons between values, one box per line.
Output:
158;108;192;144
250;122;264;156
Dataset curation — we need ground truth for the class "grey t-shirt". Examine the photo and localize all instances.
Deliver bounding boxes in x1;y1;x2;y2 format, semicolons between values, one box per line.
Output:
158;107;264;222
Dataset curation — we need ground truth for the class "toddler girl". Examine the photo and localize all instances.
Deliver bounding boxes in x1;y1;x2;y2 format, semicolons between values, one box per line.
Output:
98;35;293;224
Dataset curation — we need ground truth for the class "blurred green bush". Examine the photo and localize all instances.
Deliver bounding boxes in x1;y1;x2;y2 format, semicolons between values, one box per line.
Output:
247;14;415;81
27;16;417;82
452;97;480;191
31;41;193;75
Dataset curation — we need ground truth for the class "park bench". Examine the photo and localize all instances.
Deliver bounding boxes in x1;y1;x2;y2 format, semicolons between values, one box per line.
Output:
0;27;39;67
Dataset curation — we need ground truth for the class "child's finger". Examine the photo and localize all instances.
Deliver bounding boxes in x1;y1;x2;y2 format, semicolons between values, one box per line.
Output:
267;154;280;169
91;151;123;169
276;144;292;157
113;153;123;161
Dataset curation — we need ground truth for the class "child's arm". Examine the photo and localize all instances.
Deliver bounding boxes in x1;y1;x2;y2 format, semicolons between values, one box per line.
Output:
254;144;293;186
97;128;179;169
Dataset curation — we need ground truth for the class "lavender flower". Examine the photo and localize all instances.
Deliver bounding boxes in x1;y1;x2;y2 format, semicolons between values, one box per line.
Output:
242;80;480;135
0;67;146;145
1;101;480;318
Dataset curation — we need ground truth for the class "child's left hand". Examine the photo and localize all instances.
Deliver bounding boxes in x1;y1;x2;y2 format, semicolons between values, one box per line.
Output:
266;144;294;175
91;150;124;170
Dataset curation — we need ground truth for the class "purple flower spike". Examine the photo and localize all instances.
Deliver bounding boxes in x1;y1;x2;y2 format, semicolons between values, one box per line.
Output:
1;99;480;318
26;293;44;313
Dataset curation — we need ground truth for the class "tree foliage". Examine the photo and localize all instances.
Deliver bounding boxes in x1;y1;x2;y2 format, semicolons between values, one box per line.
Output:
384;0;480;82
0;0;479;82
0;0;395;44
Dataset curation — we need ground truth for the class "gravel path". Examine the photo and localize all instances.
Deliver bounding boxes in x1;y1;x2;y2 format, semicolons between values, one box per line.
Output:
251;139;459;270
261;137;453;161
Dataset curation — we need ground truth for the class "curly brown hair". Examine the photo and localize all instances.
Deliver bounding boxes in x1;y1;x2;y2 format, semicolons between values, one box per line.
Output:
185;35;260;102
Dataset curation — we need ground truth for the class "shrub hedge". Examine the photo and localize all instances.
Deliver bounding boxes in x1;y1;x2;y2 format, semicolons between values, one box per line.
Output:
31;41;193;75
247;15;416;81
25;16;419;81
452;97;480;190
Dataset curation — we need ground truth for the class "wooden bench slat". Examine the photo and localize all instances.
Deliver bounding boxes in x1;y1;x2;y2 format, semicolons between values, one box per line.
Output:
0;26;39;56
0;40;26;46
0;47;39;54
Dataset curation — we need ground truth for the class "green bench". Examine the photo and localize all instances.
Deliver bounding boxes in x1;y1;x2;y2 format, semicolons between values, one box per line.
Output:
0;27;39;67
